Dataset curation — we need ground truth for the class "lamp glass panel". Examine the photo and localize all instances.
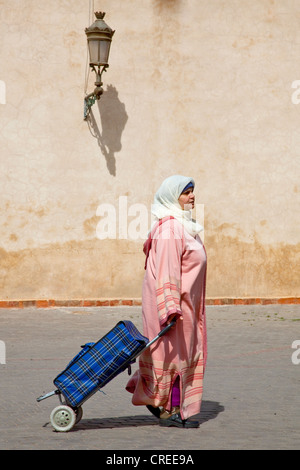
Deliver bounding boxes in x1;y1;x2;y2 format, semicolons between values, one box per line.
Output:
88;40;99;65
99;40;111;64
88;39;111;65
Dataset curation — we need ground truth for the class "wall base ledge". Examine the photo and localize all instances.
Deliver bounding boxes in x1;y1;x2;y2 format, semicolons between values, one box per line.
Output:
0;297;299;308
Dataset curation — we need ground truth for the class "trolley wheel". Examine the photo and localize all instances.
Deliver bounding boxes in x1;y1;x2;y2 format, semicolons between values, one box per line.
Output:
75;406;83;424
50;405;77;432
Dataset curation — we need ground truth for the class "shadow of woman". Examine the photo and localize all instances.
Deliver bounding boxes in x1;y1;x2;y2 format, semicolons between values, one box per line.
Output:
86;85;128;176
66;400;224;431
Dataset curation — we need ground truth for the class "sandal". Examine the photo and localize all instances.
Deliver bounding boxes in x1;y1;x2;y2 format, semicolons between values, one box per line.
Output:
159;411;199;428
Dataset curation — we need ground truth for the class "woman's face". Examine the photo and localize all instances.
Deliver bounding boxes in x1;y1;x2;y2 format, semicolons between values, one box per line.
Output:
178;187;195;210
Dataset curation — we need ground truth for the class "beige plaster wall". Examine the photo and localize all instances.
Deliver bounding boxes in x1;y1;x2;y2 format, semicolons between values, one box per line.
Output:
0;0;299;301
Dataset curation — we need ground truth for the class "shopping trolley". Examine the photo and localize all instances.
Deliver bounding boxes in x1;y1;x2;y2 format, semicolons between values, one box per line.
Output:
37;318;176;432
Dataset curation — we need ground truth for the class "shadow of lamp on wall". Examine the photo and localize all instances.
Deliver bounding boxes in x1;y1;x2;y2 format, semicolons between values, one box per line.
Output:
84;11;115;120
87;86;128;176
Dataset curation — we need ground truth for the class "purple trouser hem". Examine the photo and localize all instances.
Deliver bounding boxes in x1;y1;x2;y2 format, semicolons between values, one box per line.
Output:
171;376;180;407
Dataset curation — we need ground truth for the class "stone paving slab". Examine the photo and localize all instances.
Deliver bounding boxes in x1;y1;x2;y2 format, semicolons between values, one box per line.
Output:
0;305;299;450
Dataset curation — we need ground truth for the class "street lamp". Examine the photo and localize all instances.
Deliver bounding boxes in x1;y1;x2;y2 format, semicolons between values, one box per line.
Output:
84;12;115;120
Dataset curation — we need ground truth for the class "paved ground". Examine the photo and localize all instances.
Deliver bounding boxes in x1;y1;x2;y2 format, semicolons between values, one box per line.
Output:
0;304;299;452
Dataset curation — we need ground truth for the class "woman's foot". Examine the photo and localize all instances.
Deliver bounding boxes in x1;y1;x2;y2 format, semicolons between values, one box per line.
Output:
159;406;180;419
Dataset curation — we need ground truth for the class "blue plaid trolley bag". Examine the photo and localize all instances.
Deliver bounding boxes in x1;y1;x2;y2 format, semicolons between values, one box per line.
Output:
37;318;176;432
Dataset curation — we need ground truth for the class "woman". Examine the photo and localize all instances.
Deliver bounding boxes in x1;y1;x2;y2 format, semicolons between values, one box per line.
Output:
126;175;207;428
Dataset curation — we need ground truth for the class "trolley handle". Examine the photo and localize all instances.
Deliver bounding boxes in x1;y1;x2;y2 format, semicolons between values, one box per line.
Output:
157;316;177;337
143;316;177;351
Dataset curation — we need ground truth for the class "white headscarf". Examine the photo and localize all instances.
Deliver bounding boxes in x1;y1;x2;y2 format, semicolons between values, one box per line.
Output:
151;175;203;237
